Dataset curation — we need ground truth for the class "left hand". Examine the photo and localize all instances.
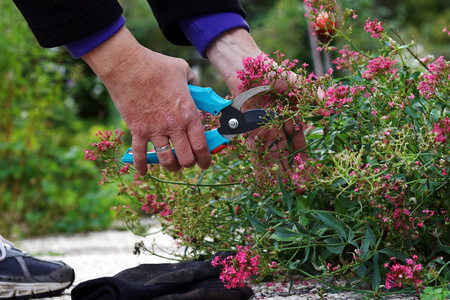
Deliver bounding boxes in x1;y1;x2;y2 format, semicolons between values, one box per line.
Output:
206;29;309;192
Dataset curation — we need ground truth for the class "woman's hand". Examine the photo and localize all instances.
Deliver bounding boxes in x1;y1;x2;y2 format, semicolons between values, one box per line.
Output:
83;26;211;175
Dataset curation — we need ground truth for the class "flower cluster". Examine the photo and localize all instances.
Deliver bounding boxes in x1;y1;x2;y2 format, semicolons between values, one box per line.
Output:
140;193;172;217
321;84;363;115
385;255;423;291
332;45;367;72
362;56;398;80
236;53;273;90
364;17;384;39
303;0;337;14
418;56;449;100
236;52;299;90
431;116;450;145
83;129;123;161
211;246;261;289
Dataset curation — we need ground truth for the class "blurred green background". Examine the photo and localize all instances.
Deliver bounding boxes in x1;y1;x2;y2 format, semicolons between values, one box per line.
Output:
1;0;448;238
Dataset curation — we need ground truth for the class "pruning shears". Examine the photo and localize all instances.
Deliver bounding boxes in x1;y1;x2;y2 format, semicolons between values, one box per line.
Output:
122;84;277;164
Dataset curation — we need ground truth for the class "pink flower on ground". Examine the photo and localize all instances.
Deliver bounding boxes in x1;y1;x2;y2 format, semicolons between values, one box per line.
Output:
385;255;423;291
211;245;261;289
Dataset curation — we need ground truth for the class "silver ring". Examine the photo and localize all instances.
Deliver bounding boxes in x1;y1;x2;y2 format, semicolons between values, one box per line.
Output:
154;144;171;152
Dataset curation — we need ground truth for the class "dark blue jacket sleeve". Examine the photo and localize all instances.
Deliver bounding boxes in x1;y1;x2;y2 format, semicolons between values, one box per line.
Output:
147;0;246;46
13;0;123;48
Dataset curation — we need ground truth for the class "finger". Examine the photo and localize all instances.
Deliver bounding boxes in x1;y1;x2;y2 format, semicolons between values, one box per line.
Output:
151;137;182;172
131;137;149;176
170;131;196;169
187;119;211;170
187;68;199;87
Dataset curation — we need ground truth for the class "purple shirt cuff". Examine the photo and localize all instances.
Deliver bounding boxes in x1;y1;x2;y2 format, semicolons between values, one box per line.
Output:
178;12;250;58
65;16;126;58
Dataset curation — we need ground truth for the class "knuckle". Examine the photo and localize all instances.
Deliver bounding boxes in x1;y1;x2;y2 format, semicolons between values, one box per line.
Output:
191;142;209;154
158;155;174;166
178;155;196;169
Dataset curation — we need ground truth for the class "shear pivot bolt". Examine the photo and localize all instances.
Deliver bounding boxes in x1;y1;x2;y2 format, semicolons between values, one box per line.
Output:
228;118;239;129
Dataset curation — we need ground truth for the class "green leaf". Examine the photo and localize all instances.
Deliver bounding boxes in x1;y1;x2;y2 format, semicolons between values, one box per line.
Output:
378;248;410;262
372;252;381;292
278;170;293;212
334;197;349;214
437;233;450;255
324;237;345;255
360;225;375;259
305;115;324;122
349;75;363;83
315;211;348;241
365;224;375;246
354;262;367;278
270;227;302;242
289;260;300;270
294;222;309;235
245;213;268;233
269;205;287;218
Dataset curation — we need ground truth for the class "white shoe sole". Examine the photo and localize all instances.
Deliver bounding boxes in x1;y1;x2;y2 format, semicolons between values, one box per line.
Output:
0;281;71;299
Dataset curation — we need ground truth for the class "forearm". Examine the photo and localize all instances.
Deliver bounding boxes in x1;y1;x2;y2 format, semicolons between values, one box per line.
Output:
206;28;262;95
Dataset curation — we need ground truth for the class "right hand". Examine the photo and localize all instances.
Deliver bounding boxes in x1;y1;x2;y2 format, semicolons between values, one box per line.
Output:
83;27;211;176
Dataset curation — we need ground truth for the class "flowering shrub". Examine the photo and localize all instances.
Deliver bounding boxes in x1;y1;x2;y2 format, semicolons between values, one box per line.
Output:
85;0;449;297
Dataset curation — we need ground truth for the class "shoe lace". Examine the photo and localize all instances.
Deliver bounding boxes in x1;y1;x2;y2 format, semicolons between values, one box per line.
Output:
0;235;14;262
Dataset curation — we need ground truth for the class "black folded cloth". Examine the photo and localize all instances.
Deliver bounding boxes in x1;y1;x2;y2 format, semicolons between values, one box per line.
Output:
71;251;253;300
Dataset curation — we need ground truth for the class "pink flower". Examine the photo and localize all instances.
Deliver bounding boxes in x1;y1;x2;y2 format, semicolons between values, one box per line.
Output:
83;149;97;161
140;194;168;215
431;116;450;145
443;26;450;37
212;246;260;289
119;164;130;175
363;56;398;80
236;53;272;90
322;84;354;115
364;18;384;39
332;45;366;71
418;56;449;99
385;255;423;290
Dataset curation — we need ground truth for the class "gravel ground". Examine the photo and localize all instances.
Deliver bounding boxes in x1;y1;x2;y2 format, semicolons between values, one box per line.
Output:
17;221;420;300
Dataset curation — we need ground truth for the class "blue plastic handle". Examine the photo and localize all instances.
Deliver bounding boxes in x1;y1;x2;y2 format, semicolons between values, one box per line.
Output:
121;86;232;164
121;130;229;164
188;84;232;115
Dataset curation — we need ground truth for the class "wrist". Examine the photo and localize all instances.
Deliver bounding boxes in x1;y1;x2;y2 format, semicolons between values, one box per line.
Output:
82;26;143;79
206;28;262;95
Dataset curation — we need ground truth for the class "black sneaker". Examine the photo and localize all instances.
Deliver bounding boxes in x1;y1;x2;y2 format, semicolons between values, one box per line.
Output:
0;235;75;299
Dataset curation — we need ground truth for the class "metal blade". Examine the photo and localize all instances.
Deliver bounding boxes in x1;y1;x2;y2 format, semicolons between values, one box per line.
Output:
243;109;280;127
217;107;279;136
231;85;271;111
